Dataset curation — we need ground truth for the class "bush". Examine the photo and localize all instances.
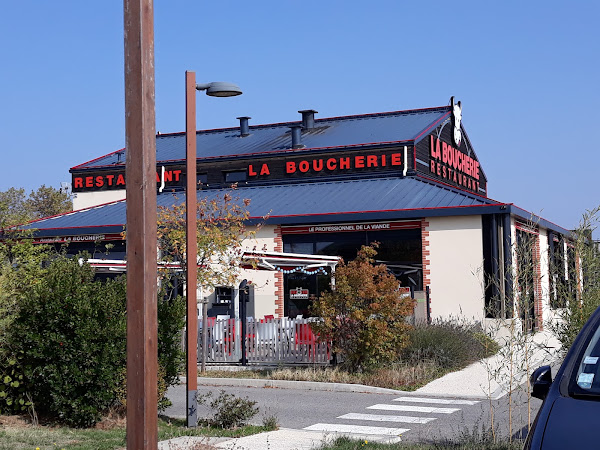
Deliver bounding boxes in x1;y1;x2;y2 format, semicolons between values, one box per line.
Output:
402;320;498;371
2;255;187;426
7;256;127;427
310;244;414;372
0;352;32;416
157;294;186;410
201;390;259;429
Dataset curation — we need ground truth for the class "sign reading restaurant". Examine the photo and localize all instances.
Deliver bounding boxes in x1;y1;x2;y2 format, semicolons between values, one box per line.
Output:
429;135;481;193
71;148;408;192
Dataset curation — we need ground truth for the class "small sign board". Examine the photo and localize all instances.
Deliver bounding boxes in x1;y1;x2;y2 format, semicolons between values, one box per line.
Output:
290;287;309;300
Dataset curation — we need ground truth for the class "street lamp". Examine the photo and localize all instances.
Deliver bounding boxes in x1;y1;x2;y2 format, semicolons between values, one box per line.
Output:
185;71;241;428
196;81;242;97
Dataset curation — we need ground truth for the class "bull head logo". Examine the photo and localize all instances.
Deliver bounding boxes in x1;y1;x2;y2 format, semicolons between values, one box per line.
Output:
450;96;462;148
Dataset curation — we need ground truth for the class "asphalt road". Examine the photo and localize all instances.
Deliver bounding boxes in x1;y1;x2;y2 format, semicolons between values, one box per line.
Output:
165;381;543;443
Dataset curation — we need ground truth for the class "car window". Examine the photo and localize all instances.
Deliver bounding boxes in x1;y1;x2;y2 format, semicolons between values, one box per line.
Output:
573;322;600;394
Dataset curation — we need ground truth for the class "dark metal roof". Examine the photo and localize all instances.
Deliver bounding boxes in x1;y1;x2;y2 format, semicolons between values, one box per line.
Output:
72;107;450;170
24;176;500;236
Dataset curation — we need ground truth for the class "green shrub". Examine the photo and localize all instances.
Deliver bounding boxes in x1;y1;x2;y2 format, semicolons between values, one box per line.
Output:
0;351;31;415
2;255;186;426
200;390;259;429
402;320;498;371
6;256;127;427
157;293;185;411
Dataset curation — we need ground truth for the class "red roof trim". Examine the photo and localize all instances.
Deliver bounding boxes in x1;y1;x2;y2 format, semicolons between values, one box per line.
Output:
70;147;126;170
413;111;451;142
23;197;126;227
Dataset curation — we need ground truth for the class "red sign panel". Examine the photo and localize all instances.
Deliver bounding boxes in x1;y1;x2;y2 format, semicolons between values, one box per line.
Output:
281;220;421;235
429;135;480;193
32;233;124;244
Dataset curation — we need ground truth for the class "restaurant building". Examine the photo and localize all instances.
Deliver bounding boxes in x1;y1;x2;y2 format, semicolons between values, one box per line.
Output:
24;99;575;331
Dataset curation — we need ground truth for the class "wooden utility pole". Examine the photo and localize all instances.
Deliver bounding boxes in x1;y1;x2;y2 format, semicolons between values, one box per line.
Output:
124;0;158;447
185;70;199;427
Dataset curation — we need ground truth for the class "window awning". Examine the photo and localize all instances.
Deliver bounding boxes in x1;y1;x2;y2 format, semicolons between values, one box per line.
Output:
241;251;339;275
84;251;340;275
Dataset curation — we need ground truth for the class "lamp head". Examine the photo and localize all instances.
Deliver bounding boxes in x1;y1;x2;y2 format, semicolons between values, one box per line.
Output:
196;81;242;97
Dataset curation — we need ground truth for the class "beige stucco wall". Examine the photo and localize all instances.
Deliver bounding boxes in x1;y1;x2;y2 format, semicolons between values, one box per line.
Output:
184;224;280;320
73;190;126;210
239;225;279;319
426;215;485;322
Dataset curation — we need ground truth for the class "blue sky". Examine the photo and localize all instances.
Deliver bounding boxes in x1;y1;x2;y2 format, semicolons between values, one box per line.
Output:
1;1;598;232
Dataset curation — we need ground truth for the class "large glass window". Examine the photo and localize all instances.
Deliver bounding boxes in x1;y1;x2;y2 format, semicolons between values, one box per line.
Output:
516;229;537;332
283;226;422;318
549;234;567;309
284;273;330;318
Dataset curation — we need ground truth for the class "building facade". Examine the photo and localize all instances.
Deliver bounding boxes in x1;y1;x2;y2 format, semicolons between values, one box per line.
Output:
24;101;575;330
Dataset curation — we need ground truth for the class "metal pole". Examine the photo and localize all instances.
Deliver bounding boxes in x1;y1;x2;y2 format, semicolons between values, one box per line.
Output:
124;0;158;447
239;280;248;366
185;71;198;428
425;285;431;324
201;299;208;373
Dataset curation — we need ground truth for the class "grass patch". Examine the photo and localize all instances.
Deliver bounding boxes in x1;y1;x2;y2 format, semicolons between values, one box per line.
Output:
318;436;522;449
0;415;275;450
199;321;499;390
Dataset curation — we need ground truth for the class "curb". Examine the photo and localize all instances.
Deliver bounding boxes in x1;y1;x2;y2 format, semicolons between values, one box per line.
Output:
181;376;402;395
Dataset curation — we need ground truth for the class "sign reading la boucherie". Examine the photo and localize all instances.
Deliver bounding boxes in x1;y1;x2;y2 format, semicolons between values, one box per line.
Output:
72;148;409;192
429;135;481;192
247;149;404;179
414;98;486;195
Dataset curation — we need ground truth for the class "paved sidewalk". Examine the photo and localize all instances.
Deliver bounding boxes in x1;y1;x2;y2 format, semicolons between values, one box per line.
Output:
160;330;561;449
159;428;398;450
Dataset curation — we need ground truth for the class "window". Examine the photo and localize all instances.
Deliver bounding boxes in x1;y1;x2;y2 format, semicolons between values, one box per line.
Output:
282;226;422;317
549;234;567;308
224;170;247;183
197;173;208;185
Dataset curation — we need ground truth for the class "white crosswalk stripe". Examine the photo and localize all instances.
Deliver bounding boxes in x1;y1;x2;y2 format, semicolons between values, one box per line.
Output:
393;396;480;405
303;395;477;440
368;403;460;414
304;423;409;436
338;412;436;424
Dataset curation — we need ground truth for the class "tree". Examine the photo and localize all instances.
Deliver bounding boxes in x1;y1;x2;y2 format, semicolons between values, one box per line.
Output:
0;185;72;229
26;184;72;219
157;188;260;289
0;188;30;229
310;244;414;372
553;206;600;350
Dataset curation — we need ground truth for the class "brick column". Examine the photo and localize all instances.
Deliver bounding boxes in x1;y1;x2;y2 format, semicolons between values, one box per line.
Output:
274;225;284;317
533;234;544;331
421;219;431;318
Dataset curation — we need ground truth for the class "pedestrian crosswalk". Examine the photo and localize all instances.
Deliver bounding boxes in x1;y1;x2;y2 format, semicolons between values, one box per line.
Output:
302;395;479;439
368;403;460;414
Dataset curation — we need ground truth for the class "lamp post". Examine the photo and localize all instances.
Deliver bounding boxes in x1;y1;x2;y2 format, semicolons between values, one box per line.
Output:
185;71;241;428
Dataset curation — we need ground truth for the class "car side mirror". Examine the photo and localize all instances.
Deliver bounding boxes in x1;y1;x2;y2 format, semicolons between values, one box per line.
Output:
531;365;552;400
